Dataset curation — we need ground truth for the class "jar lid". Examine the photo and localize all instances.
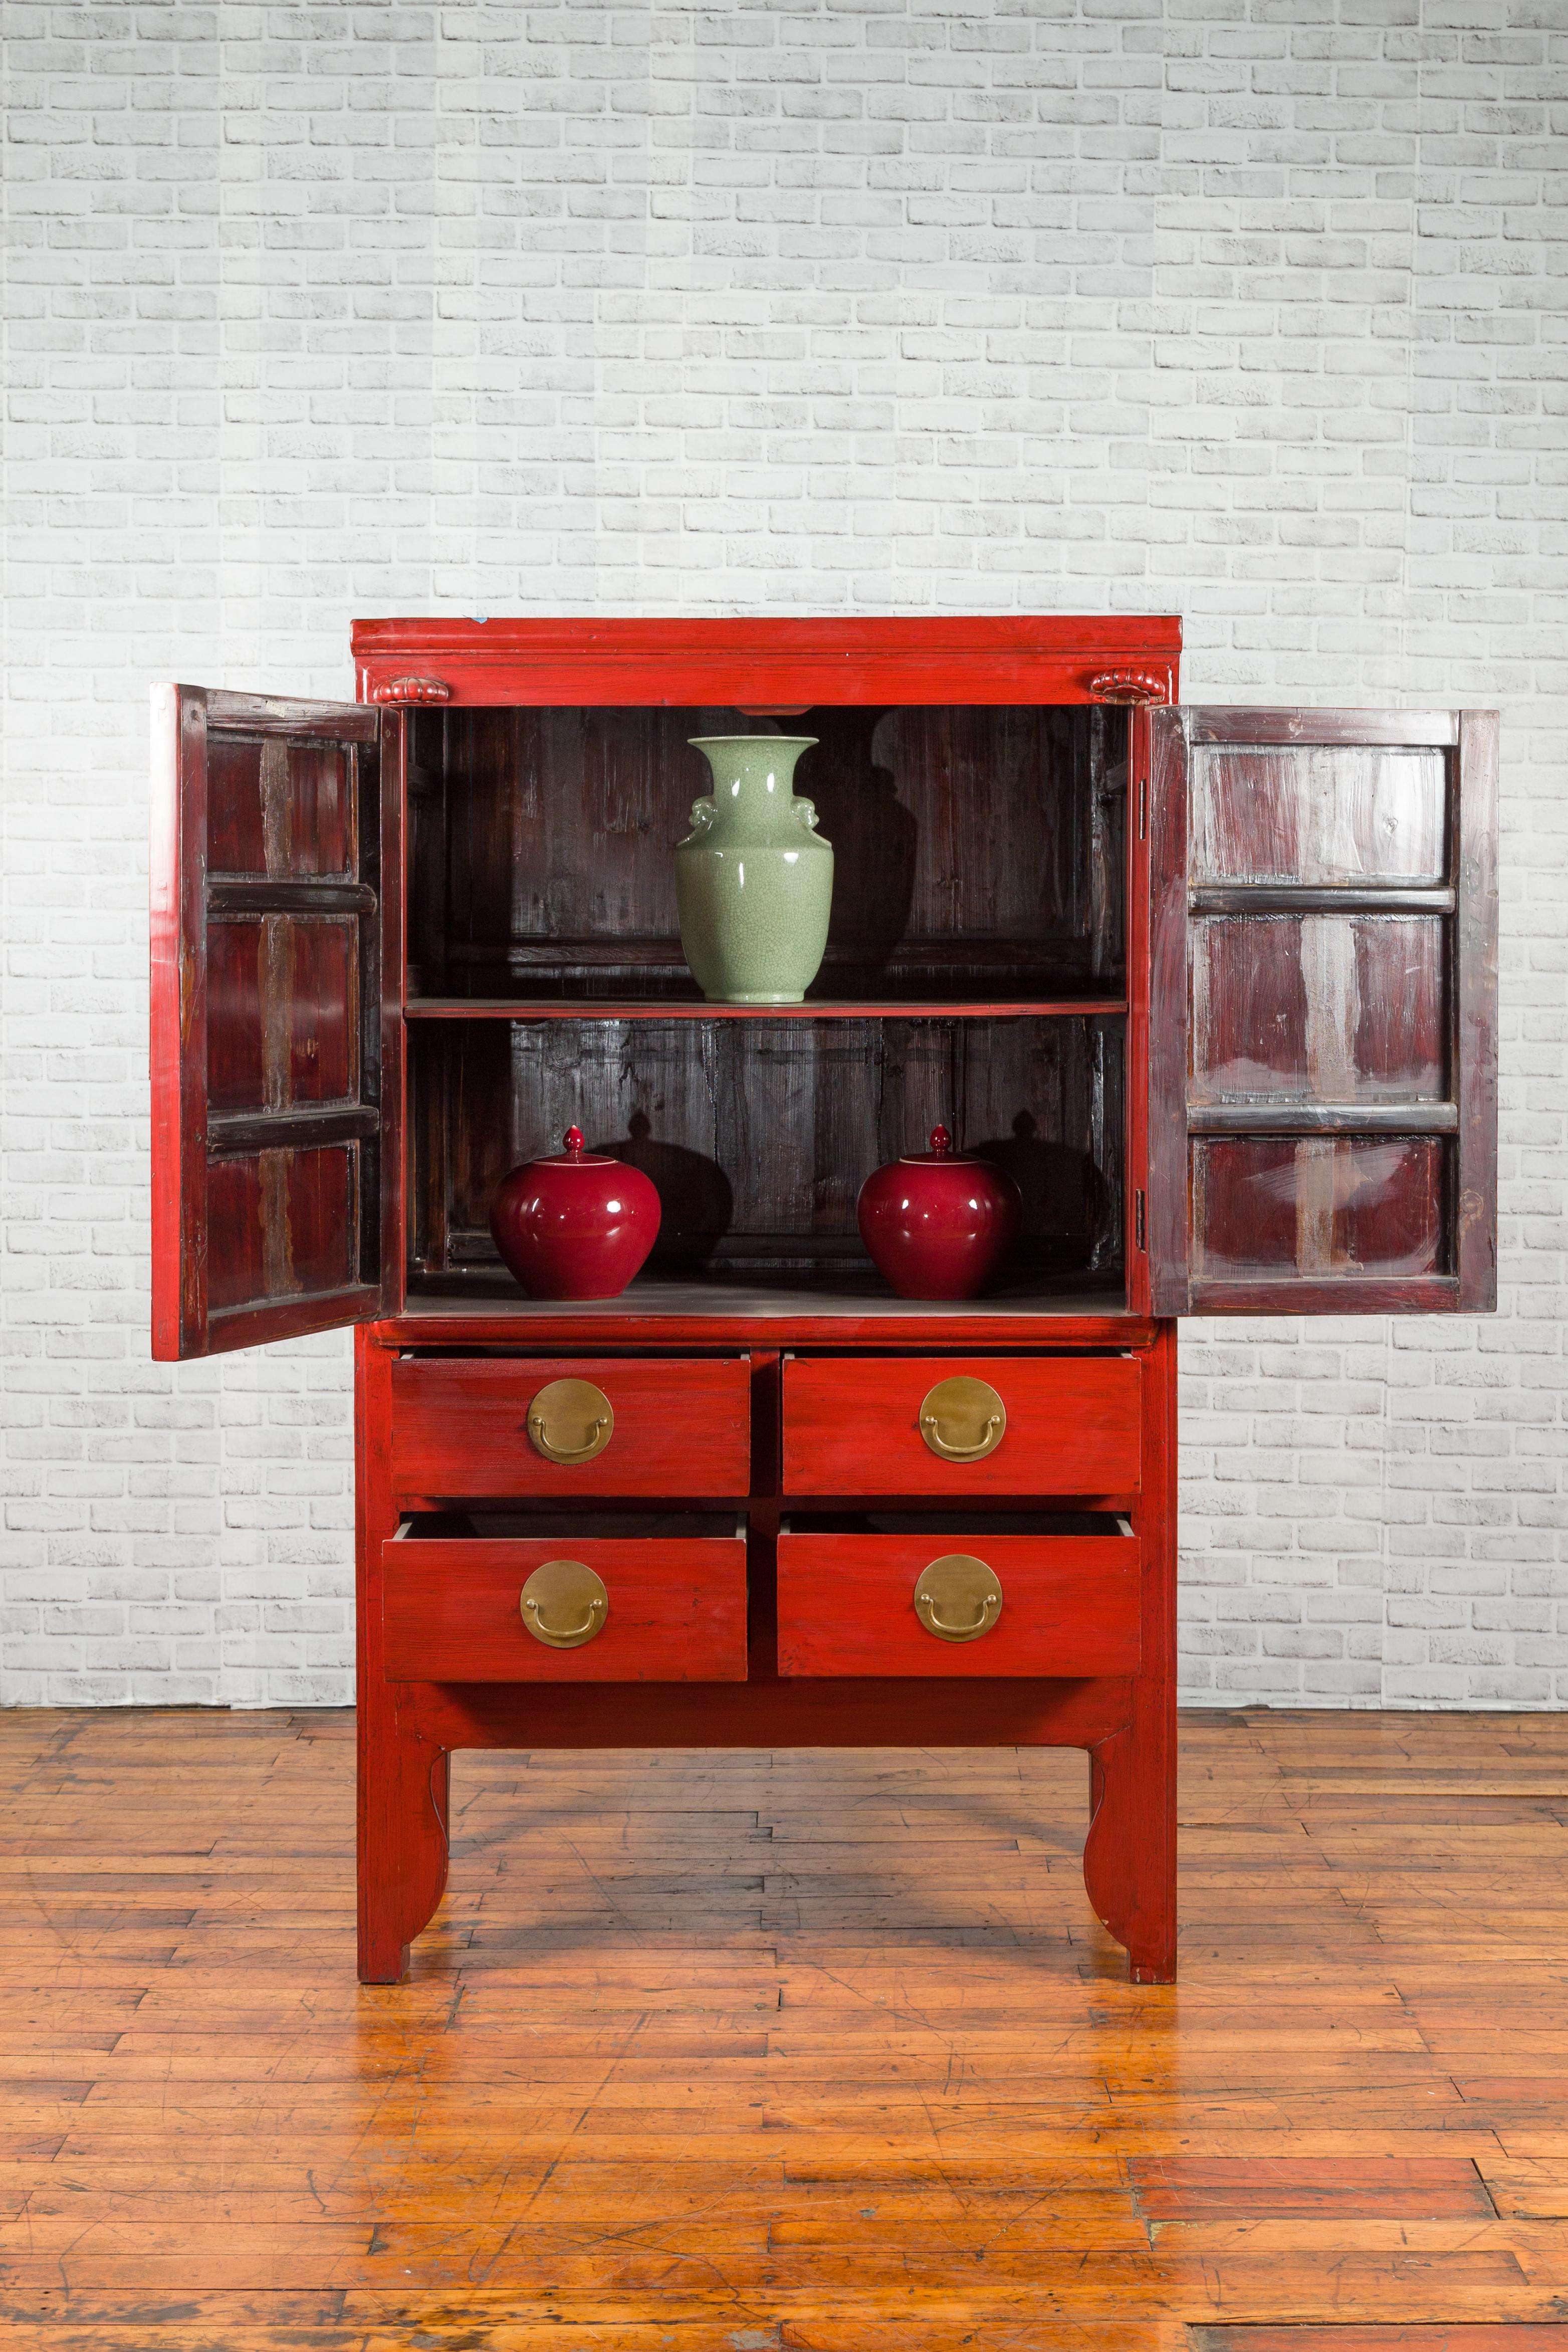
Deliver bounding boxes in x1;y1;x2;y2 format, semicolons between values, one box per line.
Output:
535;1125;619;1169
899;1125;979;1167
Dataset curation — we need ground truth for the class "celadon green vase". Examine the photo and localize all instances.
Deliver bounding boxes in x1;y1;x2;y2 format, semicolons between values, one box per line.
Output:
676;736;833;1004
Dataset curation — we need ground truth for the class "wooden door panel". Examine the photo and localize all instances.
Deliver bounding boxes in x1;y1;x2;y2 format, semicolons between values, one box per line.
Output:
1191;1136;1446;1287
149;686;404;1359
206;1149;362;1313
1191;737;1448;885
1190;913;1447;1107
1147;706;1497;1316
207;918;360;1110
206;730;358;877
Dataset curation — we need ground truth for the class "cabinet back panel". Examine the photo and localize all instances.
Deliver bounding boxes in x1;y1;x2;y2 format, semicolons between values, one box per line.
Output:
409;1014;1124;1283
415;703;1123;1000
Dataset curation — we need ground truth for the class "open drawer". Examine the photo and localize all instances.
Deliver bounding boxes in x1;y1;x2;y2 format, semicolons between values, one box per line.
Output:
381;1511;749;1682
776;1511;1140;1678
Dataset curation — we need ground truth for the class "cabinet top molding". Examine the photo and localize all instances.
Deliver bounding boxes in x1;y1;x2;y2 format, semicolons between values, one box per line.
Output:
350;614;1184;709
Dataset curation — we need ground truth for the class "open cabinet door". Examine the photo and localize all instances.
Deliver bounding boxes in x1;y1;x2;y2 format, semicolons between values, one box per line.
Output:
150;687;404;1359
1144;706;1497;1316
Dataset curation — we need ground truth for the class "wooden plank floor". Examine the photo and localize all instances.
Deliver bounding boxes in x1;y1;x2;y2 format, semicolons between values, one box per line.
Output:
2;1709;1567;2348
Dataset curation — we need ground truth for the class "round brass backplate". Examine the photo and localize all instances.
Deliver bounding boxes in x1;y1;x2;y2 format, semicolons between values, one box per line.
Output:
913;1555;1004;1644
919;1375;1007;1463
526;1377;615;1465
519;1559;609;1649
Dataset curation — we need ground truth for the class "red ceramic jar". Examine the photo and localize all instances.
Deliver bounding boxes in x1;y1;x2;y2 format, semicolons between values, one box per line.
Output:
856;1125;1023;1302
490;1128;661;1301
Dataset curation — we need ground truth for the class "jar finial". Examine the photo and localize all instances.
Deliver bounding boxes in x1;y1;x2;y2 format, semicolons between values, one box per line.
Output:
930;1124;951;1156
563;1125;585;1157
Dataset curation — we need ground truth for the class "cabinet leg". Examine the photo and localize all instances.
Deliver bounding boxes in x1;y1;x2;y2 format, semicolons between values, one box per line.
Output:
1081;1719;1176;1984
357;1697;450;1985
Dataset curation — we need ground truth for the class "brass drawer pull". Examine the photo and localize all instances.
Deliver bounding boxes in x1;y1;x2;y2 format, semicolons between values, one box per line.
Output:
520;1560;609;1648
919;1376;1007;1462
526;1377;614;1465
913;1555;1003;1644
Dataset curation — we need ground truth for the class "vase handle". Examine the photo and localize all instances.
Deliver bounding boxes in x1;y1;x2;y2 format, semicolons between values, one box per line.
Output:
688;795;716;833
792;796;821;834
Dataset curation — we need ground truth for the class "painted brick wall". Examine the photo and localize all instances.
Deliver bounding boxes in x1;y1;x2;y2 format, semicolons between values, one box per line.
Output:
2;1;1563;1707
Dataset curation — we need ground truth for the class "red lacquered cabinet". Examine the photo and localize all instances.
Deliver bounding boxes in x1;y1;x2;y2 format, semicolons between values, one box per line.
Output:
148;622;1499;1984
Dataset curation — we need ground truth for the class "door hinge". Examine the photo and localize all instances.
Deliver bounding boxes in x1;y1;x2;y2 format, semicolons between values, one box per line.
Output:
1138;778;1148;840
1135;1189;1146;1251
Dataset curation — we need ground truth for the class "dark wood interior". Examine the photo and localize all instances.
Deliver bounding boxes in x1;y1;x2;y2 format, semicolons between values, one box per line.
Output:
403;701;1129;1305
407;1011;1125;1297
406;702;1126;1004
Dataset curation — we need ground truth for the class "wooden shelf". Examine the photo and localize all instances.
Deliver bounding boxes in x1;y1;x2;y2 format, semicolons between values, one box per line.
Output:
404;996;1129;1022
396;1271;1132;1325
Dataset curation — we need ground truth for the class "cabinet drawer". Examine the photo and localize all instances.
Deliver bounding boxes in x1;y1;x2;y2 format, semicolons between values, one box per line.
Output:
390;1356;751;1501
381;1522;748;1682
781;1356;1141;1497
777;1523;1139;1679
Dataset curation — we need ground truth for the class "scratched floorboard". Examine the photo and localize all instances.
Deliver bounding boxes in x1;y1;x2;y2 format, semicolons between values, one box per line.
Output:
1;1708;1566;2347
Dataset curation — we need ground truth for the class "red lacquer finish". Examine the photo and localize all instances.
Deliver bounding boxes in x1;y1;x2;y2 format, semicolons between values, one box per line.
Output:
355;1331;450;1986
1088;669;1171;706
369;676;451;705
417;1673;1134;1755
382;1530;749;1682
388;1355;752;1502
1081;1317;1178;1983
776;1531;1141;1678
781;1354;1144;1499
857;1125;1023;1301
489;1127;661;1300
352;614;1183;710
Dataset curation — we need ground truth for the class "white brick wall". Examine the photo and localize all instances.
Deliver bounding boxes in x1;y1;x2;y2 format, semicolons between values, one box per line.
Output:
2;0;1562;1707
